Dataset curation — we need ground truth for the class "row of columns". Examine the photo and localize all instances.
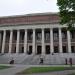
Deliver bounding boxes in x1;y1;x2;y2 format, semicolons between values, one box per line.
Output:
1;28;71;54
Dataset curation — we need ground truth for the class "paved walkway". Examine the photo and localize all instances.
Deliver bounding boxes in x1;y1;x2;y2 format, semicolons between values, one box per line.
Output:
0;65;75;75
0;64;30;75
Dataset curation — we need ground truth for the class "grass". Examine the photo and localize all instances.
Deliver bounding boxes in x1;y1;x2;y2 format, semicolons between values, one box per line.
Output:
17;66;75;74
69;73;75;75
0;65;11;70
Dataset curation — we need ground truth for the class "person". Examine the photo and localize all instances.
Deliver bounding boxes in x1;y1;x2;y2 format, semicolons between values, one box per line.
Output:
40;57;43;64
69;58;72;67
65;58;68;65
9;58;14;64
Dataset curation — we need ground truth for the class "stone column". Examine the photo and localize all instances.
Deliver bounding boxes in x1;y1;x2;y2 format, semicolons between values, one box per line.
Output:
33;29;36;54
9;30;13;53
2;30;6;53
50;28;54;53
24;29;27;54
0;32;1;44
0;32;2;49
16;30;20;53
59;28;62;53
42;29;45;55
67;30;71;53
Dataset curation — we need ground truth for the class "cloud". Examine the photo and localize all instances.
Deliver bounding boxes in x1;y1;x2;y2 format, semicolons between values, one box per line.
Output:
0;0;58;16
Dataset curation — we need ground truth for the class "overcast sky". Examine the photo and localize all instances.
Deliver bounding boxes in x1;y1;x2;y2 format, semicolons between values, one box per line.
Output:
0;0;59;16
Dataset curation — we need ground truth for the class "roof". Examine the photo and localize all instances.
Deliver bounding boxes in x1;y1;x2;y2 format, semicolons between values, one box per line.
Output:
0;12;60;25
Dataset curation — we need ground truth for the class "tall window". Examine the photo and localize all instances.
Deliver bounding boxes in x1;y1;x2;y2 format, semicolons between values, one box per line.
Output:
28;32;32;40
54;46;59;53
70;31;74;39
71;46;75;53
37;32;42;40
62;46;67;53
54;32;58;40
20;33;24;40
45;32;50;40
62;32;67;39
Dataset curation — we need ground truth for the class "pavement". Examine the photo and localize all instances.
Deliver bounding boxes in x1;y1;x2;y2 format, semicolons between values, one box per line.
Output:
0;64;30;75
0;64;75;75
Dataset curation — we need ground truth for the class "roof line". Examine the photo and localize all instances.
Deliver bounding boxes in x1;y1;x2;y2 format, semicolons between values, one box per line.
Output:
0;12;59;18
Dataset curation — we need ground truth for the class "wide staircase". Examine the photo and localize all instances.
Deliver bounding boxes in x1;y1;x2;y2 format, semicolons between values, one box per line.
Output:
0;53;75;65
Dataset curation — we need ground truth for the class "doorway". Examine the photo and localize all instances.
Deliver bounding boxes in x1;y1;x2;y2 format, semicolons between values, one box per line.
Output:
27;46;32;55
37;46;42;54
45;45;50;54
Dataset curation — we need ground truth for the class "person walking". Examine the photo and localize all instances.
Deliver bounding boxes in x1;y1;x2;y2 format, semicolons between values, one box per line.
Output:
69;58;72;67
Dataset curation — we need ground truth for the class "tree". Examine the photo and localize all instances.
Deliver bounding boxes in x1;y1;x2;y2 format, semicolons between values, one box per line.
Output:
57;0;75;30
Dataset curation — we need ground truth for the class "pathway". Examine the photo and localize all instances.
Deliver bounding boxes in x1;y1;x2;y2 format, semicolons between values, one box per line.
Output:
0;65;75;75
0;64;30;75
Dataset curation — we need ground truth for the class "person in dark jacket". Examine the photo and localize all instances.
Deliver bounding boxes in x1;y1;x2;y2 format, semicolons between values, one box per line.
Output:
65;58;68;65
40;57;43;64
69;58;72;67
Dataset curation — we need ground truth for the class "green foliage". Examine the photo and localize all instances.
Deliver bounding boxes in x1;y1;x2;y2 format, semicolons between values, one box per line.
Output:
57;0;75;30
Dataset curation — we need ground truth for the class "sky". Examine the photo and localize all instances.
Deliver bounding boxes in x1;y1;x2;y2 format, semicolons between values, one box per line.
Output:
0;0;59;16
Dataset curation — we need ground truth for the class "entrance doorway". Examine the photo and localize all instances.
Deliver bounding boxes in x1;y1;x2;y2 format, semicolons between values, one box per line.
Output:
45;45;50;54
54;46;59;53
37;46;42;54
27;46;32;55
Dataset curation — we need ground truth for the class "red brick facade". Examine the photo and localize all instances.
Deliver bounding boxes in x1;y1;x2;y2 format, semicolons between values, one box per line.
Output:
0;13;60;25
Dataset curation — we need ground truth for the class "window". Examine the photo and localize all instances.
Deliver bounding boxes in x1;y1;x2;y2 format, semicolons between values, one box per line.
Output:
71;46;75;53
37;32;42;40
54;46;59;53
71;32;74;39
45;45;50;54
28;32;32;40
21;47;24;53
63;46;67;53
45;33;50;40
13;47;16;53
62;32;67;39
54;33;58;40
21;33;24;40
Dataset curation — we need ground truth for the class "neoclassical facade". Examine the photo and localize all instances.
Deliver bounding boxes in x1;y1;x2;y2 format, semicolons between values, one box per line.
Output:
0;12;75;55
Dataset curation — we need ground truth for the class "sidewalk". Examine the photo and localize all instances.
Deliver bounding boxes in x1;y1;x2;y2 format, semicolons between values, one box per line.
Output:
0;65;75;75
0;64;30;75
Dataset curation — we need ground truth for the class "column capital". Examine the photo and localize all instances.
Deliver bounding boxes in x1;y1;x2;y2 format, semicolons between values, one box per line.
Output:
50;28;53;30
33;29;36;31
17;29;20;31
42;28;45;30
25;29;27;32
3;30;6;32
10;30;13;31
59;28;62;30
